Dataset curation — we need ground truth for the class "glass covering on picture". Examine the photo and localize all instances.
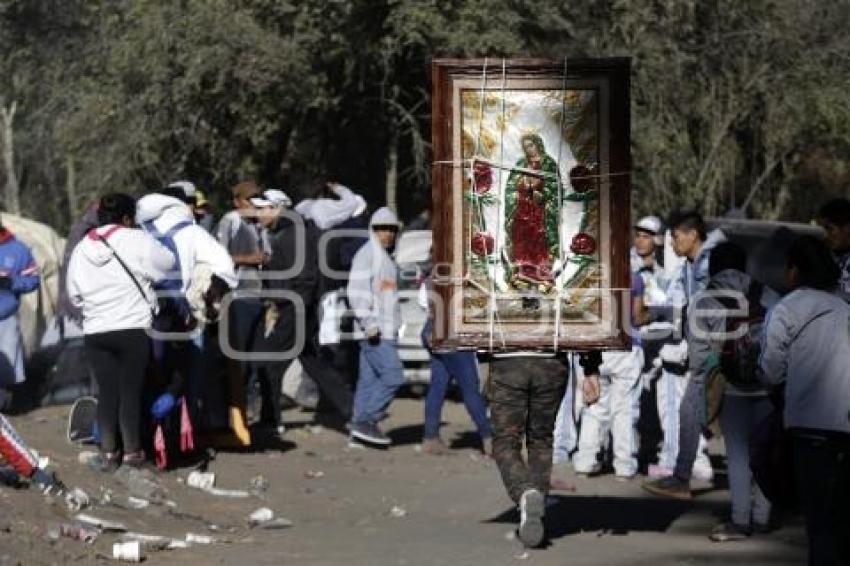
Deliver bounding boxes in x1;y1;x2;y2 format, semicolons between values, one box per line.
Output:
460;88;600;323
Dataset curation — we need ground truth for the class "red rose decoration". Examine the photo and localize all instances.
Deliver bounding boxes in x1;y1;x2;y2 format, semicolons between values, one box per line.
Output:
569;164;596;194
570;232;597;256
472;161;493;194
471;231;495;256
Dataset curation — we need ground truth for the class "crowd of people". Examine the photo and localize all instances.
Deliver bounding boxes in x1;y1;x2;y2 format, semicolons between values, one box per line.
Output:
0;181;848;565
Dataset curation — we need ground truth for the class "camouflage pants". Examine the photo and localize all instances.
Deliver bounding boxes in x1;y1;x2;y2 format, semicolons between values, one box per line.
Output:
489;357;568;504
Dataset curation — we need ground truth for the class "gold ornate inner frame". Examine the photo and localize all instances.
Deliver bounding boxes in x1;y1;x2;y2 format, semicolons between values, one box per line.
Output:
431;58;631;351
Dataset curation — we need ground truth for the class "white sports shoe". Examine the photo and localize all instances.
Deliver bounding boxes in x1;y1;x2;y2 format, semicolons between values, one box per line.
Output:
517;489;545;548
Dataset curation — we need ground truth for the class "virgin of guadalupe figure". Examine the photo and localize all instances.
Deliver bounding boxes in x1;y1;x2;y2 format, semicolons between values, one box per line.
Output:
504;133;561;286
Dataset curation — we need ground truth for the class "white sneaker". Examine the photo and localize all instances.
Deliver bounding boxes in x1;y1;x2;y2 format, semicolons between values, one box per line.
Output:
517;489;545;548
692;466;714;483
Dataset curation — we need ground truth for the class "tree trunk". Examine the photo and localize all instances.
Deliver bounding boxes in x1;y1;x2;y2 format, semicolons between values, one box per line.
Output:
66;155;77;223
0;101;20;215
385;130;399;212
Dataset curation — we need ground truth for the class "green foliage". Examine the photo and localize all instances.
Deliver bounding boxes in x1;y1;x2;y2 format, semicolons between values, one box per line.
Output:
1;0;849;232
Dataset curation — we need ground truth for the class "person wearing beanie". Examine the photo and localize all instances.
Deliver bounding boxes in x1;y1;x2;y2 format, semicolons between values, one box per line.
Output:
346;207;405;446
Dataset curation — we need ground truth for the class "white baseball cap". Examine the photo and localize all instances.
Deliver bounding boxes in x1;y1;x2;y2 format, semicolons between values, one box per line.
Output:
249;189;292;209
263;189;292;208
167;180;196;199
634;215;662;235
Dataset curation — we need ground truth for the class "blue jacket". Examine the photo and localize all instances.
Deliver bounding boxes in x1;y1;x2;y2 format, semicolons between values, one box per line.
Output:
0;231;40;320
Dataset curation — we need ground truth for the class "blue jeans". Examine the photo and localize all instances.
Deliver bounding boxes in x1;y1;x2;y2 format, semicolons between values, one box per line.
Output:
352;339;405;425
720;395;772;526
423;351;492;440
674;374;705;480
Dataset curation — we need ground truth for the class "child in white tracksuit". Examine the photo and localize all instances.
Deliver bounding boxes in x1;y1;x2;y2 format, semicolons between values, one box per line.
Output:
573;272;646;478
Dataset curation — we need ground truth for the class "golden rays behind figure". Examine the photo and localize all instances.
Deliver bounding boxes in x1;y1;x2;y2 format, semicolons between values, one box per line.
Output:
458;84;602;323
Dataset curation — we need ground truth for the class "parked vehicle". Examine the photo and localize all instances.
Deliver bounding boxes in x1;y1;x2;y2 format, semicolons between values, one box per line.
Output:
394;230;432;383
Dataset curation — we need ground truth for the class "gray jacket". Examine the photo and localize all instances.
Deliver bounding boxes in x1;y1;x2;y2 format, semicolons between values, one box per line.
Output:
688;269;779;395
346;208;401;340
759;287;850;434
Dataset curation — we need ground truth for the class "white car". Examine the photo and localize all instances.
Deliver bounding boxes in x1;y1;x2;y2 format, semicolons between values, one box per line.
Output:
394;230;432;383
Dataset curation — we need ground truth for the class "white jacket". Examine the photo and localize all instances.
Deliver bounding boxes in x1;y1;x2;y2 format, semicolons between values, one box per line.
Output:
295;184;367;230
67;225;174;335
347;208;401;339
136;194;237;290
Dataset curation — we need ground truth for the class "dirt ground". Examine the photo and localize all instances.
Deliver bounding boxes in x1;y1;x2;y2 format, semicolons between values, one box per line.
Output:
1;396;806;566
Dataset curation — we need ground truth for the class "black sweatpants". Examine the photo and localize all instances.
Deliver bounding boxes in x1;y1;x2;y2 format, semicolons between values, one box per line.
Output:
255;305;353;424
84;329;150;455
793;432;850;566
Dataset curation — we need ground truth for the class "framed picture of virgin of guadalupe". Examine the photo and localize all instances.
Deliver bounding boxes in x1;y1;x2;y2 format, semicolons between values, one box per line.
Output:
430;58;631;351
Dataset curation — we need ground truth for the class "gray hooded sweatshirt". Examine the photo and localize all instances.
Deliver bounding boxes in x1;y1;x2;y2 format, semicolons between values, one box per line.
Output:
347;207;402;340
759;287;850;434
688;269;779;395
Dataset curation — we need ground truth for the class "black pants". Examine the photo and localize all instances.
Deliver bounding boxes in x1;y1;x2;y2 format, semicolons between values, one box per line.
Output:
84;329;150;455
793;432;850;566
489;357;568;504
255;306;353;425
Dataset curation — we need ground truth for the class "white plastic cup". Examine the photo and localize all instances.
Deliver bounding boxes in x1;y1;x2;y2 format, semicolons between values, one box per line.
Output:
186;471;216;490
248;507;274;524
112;540;141;562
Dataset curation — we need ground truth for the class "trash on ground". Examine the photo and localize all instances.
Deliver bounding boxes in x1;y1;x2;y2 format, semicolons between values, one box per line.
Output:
303;470;324;479
114;467;167;501
205;487;250;498
186;471;216;490
65;487;90;511
75;513;127;532
120;533;172;552
254;517;293;530
187;471;250;498
112;540;142;562
126;497;149;509
514;551;530;560
248;507;274;525
185;532;215;544
389;506;407;518
249;475;269;492
47;522;99;544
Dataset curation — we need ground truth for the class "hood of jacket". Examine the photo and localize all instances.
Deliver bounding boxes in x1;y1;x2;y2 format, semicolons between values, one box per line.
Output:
708;268;750;292
369;207;402;229
136;193;192;226
78;225;126;267
696;229;726;262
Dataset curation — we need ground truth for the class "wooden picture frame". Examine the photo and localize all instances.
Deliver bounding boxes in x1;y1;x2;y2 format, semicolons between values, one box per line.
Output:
430;58;631;352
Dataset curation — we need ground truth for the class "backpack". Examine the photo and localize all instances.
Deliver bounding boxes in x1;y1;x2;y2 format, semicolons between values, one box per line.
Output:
143;220;194;332
712;279;767;392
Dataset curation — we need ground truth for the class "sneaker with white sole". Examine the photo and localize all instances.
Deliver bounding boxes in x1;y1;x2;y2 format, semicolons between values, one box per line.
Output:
349;422;391;446
691;466;714;483
647;464;674;479
517;489;545;548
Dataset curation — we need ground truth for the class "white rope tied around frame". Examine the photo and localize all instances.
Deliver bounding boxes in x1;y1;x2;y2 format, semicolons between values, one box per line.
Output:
435;159;629;182
553;56;568;351
486;58;509;352
468;58;489;286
